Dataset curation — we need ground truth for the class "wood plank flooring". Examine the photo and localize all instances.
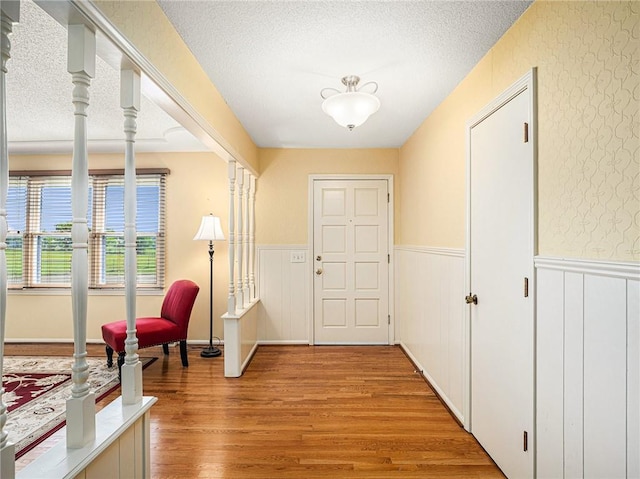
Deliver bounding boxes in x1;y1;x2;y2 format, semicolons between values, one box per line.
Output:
8;343;504;478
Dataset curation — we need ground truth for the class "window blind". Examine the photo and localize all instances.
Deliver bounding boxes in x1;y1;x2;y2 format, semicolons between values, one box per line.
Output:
6;171;166;289
90;174;165;288
6;176;27;285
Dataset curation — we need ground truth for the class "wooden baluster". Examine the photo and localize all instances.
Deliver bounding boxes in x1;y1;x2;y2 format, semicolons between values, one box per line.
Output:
249;175;256;301
0;3;18;477
227;160;236;315
243;170;250;306
236;166;244;309
66;24;96;449
121;69;142;404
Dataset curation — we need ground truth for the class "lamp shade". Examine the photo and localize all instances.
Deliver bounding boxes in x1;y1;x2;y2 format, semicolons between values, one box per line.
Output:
193;214;225;241
322;91;380;130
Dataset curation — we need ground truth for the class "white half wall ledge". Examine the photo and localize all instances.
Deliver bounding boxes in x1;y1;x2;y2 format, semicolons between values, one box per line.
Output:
222;299;259;377
17;396;157;479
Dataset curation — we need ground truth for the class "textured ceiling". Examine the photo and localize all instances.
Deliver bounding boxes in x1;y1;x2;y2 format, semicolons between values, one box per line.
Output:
157;0;533;148
6;0;532;155
6;0;207;155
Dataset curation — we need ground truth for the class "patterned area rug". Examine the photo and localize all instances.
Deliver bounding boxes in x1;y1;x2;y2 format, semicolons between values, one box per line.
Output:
2;355;156;458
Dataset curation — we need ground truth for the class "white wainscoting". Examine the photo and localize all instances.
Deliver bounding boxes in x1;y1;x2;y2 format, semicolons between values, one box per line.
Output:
257;245;310;343
395;246;466;423
536;257;639;479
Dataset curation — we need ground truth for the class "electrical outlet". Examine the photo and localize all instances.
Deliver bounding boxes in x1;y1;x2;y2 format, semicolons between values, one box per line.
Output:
290;251;306;263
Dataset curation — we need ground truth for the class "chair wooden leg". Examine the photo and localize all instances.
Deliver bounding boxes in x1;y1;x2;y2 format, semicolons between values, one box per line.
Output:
117;352;125;380
162;343;170;356
179;340;189;367
106;345;114;368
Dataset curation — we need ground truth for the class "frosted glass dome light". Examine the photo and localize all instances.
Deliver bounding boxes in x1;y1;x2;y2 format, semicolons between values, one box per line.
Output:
321;76;380;131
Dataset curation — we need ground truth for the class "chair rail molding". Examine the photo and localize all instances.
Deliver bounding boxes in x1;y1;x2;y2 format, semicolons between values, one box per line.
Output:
535;256;640;280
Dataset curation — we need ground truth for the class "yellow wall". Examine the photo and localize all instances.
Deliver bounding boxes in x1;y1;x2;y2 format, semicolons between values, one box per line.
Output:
257;148;399;244
6;152;230;343
93;0;258;173
400;0;639;261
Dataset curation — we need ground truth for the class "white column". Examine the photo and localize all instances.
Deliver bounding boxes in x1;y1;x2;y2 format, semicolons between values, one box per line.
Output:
227;159;236;315
121;69;142;404
66;24;96;449
248;175;256;301
236;166;244;309
0;4;18;478
242;170;250;306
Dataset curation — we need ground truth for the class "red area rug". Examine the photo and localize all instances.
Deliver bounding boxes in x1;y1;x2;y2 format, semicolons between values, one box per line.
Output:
2;355;156;458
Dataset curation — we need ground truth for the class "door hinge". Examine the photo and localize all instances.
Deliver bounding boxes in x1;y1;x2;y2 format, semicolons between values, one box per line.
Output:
524;122;529;143
523;431;528;451
387;254;390;263
524;277;529;297
388;314;391;325
387;193;390;203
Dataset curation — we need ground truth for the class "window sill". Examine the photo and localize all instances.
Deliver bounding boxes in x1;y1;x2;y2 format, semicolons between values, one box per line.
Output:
8;288;164;296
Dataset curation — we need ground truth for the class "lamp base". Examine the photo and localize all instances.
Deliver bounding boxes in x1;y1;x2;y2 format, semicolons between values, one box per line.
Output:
200;346;222;358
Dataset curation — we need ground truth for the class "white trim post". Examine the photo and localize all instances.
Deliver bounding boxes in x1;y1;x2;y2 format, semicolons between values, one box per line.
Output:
242;170;250;307
66;24;96;449
248;175;256;301
236;165;244;309
121;69;142;404
227;159;236;315
0;3;19;477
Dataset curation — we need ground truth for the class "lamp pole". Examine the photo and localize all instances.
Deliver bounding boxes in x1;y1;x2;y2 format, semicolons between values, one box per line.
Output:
201;240;221;357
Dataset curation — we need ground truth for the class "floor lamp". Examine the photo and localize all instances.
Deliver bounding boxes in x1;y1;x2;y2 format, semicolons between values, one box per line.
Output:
193;214;225;358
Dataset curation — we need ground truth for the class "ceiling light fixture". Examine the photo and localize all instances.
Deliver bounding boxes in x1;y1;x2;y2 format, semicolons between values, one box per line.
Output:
321;75;380;131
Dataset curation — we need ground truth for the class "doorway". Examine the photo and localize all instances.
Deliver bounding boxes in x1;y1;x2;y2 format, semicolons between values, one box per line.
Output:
311;177;392;345
466;70;536;478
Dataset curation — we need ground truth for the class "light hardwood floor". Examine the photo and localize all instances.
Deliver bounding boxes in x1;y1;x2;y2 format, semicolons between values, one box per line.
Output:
9;343;504;478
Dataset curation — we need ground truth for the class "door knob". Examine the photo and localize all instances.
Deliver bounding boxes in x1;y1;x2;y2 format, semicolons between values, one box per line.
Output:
315;268;323;275
465;294;478;305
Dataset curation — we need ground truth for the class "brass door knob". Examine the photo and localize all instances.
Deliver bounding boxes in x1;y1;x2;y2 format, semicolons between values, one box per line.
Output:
315;268;323;275
465;294;478;305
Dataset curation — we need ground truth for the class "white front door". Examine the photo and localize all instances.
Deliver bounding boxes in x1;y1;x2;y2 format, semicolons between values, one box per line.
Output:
313;179;390;344
468;74;535;478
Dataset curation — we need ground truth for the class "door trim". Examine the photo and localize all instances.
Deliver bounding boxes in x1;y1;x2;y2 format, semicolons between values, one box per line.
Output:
308;175;395;346
464;68;538;432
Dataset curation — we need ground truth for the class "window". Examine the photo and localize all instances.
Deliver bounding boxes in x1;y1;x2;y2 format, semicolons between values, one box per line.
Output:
6;170;166;289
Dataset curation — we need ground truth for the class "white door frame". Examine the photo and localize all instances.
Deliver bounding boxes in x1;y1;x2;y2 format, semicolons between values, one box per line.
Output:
463;68;538;432
308;174;395;346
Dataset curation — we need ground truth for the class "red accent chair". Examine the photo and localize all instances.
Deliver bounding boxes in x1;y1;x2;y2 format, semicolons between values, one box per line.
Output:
101;279;200;372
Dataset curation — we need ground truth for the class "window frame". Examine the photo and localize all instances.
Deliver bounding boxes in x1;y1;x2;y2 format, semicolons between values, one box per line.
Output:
7;168;168;291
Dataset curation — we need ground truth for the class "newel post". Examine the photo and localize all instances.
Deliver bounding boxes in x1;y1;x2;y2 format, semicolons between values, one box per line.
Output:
0;3;19;477
66;23;96;449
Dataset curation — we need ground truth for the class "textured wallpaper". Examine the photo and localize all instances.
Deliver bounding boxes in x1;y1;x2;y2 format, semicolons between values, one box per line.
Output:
494;1;639;261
